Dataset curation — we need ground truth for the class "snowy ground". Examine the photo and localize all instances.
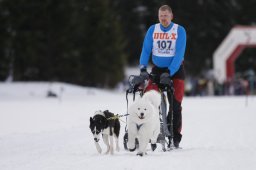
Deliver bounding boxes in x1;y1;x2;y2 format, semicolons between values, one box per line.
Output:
0;82;256;170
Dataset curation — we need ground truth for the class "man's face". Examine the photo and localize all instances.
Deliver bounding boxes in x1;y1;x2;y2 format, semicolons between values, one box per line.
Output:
158;10;173;27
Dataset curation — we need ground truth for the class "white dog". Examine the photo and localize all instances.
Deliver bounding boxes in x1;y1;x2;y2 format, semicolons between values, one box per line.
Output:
127;90;161;156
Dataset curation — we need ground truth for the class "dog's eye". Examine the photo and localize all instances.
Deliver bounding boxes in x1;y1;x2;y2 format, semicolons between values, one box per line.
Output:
144;108;147;111
138;108;140;110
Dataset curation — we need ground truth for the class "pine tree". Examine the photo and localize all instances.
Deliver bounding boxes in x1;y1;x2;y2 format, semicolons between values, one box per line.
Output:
0;0;127;88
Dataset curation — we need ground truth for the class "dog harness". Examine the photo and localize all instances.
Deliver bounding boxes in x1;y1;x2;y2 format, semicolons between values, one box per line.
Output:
136;123;143;131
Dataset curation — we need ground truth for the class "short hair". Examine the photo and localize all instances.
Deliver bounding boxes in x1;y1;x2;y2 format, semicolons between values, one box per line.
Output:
159;5;172;13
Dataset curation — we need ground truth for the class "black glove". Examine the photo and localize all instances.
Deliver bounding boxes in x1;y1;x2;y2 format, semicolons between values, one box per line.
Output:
140;69;149;80
160;72;172;86
132;75;144;86
131;67;149;86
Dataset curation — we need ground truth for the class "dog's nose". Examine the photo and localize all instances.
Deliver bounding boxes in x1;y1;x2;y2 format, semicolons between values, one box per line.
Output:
140;112;144;117
94;138;98;142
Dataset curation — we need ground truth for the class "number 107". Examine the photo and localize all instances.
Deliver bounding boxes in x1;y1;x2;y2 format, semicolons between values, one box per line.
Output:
157;40;172;49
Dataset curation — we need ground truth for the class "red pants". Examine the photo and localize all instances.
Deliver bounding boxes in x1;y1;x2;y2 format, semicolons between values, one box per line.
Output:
171;78;184;135
173;79;184;103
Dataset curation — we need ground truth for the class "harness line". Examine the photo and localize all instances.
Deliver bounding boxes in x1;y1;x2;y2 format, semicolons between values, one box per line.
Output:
107;114;129;123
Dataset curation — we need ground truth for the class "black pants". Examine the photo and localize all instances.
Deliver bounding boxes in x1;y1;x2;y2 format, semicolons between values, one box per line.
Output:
150;65;185;143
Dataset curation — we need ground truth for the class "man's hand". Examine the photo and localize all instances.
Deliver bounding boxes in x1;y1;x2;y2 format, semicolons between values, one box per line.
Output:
131;68;149;86
132;76;144;86
160;72;172;86
140;69;149;80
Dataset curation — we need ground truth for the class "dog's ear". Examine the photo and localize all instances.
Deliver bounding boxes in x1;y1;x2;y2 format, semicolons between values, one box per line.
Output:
90;117;94;124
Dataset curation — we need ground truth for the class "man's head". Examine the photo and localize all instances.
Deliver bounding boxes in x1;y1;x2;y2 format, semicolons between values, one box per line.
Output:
158;5;173;27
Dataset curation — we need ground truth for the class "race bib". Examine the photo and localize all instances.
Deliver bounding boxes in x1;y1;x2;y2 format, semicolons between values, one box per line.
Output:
152;23;178;57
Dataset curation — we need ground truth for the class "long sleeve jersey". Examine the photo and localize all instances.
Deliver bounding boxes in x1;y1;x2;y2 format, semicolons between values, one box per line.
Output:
139;22;186;76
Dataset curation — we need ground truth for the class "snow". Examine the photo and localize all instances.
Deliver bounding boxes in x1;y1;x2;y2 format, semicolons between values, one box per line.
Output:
0;82;256;170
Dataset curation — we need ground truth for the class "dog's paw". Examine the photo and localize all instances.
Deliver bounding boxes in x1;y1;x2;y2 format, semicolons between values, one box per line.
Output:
97;149;102;154
110;147;114;155
104;147;110;154
136;152;144;157
151;143;157;151
95;143;102;154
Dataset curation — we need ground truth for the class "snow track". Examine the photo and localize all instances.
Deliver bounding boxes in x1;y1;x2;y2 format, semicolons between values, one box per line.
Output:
0;83;255;170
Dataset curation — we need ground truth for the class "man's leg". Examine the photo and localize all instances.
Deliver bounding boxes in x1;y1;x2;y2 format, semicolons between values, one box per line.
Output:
172;99;182;147
167;78;184;147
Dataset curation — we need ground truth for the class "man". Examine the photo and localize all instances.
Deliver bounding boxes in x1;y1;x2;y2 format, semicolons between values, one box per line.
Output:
138;5;186;148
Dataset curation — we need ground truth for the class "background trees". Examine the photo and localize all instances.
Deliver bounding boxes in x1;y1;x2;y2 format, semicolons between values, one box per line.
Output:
0;0;255;88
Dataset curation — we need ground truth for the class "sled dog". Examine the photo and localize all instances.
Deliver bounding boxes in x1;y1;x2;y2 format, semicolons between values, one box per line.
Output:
127;90;161;156
89;110;120;154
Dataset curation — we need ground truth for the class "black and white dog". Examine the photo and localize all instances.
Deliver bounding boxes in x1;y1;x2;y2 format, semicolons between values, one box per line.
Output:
89;110;120;154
